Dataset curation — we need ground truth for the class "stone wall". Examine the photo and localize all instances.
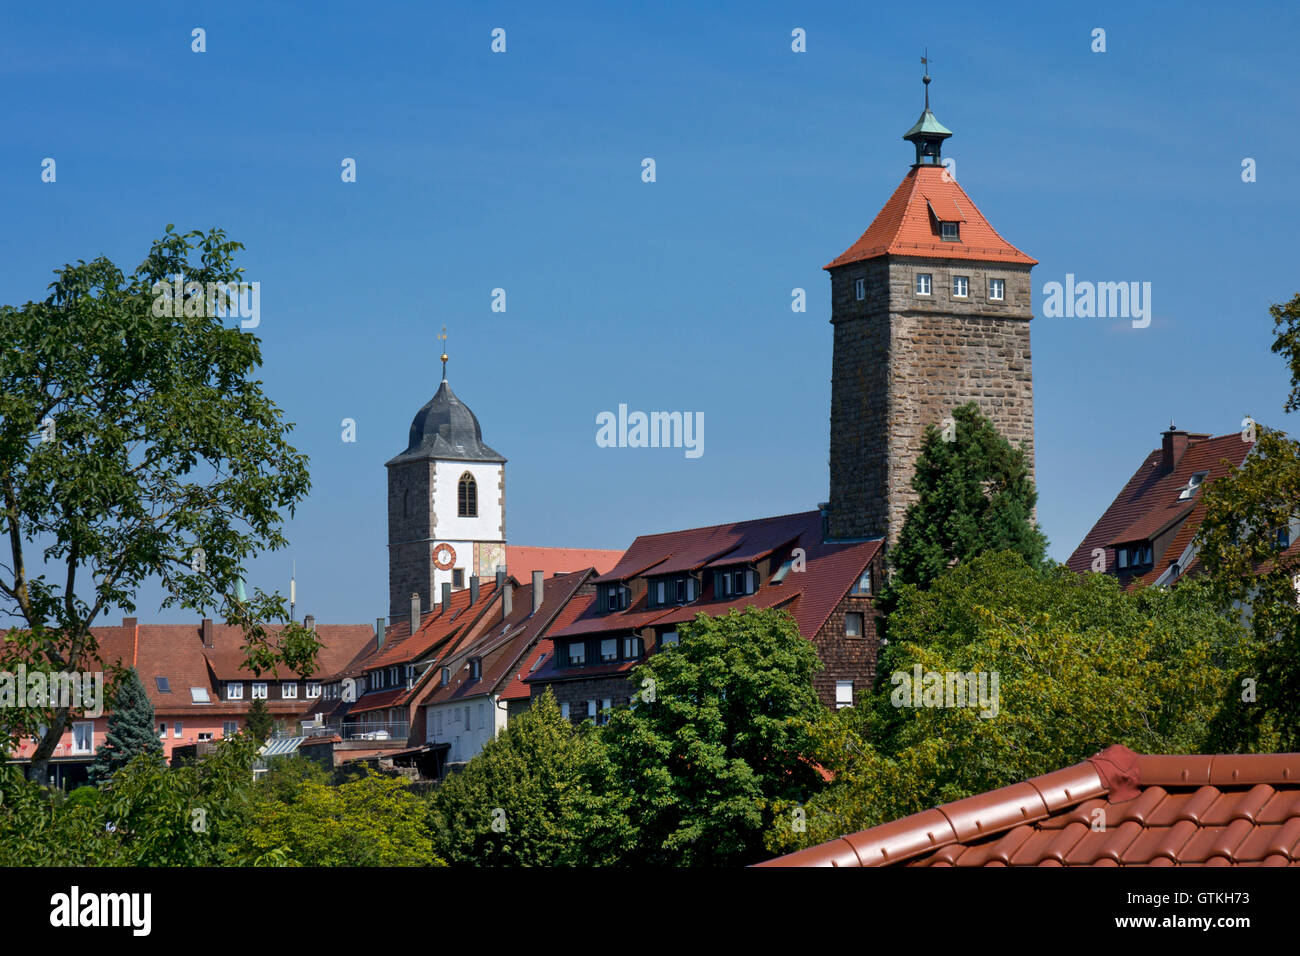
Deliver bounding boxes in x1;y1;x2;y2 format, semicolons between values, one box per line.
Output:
387;459;436;624
827;256;1034;546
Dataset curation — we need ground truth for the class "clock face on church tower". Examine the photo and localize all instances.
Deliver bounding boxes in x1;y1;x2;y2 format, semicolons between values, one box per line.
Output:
432;543;457;570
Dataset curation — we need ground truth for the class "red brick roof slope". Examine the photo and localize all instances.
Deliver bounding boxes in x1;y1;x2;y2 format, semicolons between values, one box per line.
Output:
498;593;593;701
422;571;594;706
507;545;623;578
825;165;1036;269
201;623;377;680
759;746;1300;867
554;511;881;644
1066;432;1253;586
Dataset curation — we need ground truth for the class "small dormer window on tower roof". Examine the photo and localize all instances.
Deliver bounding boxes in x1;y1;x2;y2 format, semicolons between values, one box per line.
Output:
941;221;959;241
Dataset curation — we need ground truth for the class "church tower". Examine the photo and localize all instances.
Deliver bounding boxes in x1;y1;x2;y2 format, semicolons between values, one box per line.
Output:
826;71;1037;548
386;344;506;626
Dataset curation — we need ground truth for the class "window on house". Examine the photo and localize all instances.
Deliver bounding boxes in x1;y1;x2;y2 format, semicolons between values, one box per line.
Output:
156;676;171;693
470;658;482;681
587;700;597;720
173;722;183;738
458;473;477;517
600;638;617;663
622;636;642;659
227;682;244;700
283;682;298;699
851;569;871;595
1117;548;1128;570
436;710;443;735
560;702;570;721
72;722;93;754
567;641;586;666
251;682;267;699
916;273;932;296
464;705;471;728
599;699;612;725
190;687;210;703
1178;472;1209;500
845;612;864;637
1277;527;1292;550
453;568;465;588
306;682;321;698
478;702;485;730
854;278;866;301
158;722;167;737
989;278;1005;301
836;680;854;709
222;720;238;738
953;275;969;298
660;630;679;648
442;666;451;685
602;583;629;612
940;222;959;240
198;732;213;742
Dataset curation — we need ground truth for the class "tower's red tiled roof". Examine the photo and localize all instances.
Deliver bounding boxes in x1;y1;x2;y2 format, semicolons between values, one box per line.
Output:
825;164;1036;269
761;746;1300;867
506;545;623;579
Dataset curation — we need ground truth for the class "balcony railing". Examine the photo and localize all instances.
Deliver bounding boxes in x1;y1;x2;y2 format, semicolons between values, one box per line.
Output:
326;719;409;742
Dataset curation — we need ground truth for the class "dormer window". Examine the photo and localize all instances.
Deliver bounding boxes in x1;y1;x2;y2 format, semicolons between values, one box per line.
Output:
649;574;698;608
1178;472;1208;501
469;658;481;681
1116;543;1154;571
940;221;959;241
714;567;755;599
600;582;630;613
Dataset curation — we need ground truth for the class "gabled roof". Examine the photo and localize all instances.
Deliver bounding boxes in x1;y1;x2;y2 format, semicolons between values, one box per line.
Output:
345;580;502;676
824;164;1036;269
1066;431;1255;587
421;570;594;706
541;511;881;652
761;746;1300;867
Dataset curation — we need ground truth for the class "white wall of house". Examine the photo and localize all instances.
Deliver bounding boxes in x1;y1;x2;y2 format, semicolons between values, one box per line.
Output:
425;693;508;763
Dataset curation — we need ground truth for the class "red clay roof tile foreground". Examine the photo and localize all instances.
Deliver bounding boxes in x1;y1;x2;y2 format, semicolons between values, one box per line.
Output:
758;746;1300;867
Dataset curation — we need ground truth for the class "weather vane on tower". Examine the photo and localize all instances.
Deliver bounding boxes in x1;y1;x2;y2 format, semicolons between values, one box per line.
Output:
921;49;933;108
438;325;449;381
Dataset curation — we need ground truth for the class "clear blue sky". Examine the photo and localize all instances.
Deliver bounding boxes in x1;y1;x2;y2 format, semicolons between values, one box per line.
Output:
3;0;1297;626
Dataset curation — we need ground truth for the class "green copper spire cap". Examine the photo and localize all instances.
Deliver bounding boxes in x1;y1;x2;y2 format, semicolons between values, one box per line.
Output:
903;108;953;141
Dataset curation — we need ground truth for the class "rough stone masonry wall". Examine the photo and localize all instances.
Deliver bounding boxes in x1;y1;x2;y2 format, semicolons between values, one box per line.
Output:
828;257;1034;546
387;459;436;624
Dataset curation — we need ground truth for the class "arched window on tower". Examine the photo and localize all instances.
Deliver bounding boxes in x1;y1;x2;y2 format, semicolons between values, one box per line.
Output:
458;472;477;517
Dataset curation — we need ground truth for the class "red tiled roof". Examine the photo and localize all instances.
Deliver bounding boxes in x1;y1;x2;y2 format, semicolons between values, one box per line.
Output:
506;545;623;578
761;746;1300;867
499;594;593;701
825;164;1036;269
421;571;594;706
531;512;881;685
1066;432;1254;587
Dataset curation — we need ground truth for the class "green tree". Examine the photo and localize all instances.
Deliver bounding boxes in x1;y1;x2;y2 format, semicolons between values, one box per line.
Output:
890;403;1047;589
88;668;164;785
766;552;1254;856
0;226;317;782
240;763;441;866
601;607;827;867
1196;291;1300;750
427;689;631;866
244;698;274;743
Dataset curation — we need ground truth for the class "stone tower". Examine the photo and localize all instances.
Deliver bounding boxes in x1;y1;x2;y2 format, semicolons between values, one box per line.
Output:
386;361;506;627
826;74;1036;547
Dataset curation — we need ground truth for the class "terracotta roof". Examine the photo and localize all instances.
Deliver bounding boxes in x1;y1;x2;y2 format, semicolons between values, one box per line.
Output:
421;571;594;706
1066;431;1254;587
760;746;1300;867
825;164;1036;269
506;546;623;578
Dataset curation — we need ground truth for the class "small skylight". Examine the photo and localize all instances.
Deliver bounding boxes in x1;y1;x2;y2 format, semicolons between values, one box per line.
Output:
1178;472;1209;500
155;676;171;693
190;687;210;703
771;559;794;584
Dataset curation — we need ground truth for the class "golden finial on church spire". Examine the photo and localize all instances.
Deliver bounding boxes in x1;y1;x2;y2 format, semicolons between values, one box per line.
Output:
438;326;449;381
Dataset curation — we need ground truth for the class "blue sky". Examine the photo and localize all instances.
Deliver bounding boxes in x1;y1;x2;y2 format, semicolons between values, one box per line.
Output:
2;0;1298;626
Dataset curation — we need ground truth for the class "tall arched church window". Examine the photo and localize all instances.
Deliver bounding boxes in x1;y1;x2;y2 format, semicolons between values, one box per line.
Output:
458;473;477;517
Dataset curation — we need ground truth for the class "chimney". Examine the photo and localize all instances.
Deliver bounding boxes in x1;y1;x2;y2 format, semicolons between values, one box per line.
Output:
470;575;480;605
502;579;513;621
495;568;506;590
532;571;544;614
1161;422;1191;472
304;614;315;632
376;617;385;650
441;582;452;613
122;616;137;630
201;618;214;648
410;592;421;635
